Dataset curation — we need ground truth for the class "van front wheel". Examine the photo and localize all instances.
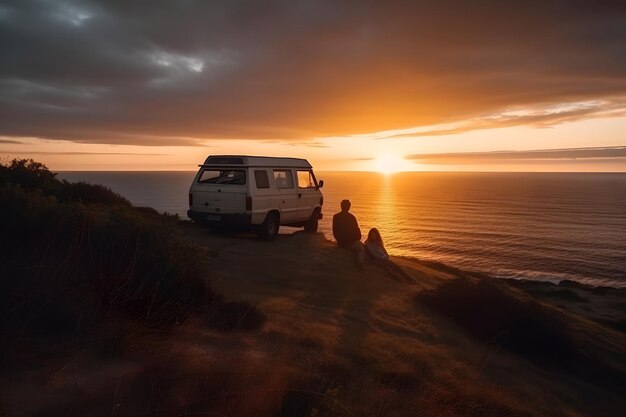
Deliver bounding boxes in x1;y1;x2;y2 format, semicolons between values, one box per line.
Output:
259;212;280;240
304;210;319;233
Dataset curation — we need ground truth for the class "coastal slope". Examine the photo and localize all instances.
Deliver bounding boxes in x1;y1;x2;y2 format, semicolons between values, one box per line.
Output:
177;227;626;417
1;191;624;416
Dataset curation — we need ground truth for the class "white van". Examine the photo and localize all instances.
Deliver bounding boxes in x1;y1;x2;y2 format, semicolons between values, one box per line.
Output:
187;155;324;239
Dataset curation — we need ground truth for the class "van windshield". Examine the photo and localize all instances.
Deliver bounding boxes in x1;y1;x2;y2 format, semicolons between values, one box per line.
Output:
198;169;246;185
297;170;317;188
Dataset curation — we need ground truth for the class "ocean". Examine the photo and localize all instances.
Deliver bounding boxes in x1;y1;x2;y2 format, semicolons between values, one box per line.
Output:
58;171;626;288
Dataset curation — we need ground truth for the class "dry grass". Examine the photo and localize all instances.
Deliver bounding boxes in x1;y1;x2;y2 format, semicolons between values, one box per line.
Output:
1;159;625;416
0;159;264;365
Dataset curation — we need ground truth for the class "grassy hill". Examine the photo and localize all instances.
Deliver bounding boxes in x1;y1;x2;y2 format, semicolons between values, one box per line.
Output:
1;159;624;416
0;160;263;360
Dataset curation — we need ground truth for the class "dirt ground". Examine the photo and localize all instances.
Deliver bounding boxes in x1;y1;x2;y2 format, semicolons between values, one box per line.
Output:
2;227;624;417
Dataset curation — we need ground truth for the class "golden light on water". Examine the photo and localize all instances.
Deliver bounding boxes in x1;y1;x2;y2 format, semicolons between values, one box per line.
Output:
372;154;413;175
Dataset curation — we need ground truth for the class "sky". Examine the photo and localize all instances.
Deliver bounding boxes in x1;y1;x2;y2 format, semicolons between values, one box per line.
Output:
0;0;625;172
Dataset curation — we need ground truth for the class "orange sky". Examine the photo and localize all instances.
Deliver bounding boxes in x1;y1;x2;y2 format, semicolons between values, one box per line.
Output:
2;114;625;172
0;1;625;172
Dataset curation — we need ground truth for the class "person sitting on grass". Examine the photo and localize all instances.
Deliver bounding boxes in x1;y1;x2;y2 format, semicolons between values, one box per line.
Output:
364;228;413;282
332;199;366;271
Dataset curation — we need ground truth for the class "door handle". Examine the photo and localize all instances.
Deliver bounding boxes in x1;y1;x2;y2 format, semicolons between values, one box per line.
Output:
298;193;302;198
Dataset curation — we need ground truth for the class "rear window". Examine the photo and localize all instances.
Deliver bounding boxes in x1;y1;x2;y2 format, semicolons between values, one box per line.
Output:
198;169;246;185
254;170;270;188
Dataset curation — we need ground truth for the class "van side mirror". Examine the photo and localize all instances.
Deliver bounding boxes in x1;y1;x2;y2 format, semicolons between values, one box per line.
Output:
317;180;324;189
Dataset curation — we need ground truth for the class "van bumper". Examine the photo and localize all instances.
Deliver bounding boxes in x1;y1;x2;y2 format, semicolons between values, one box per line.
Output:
187;210;252;229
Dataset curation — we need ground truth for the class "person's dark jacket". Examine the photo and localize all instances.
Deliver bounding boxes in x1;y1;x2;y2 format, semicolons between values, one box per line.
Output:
332;211;362;247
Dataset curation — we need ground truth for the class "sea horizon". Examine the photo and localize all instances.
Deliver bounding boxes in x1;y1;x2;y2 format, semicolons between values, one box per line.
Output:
56;170;626;173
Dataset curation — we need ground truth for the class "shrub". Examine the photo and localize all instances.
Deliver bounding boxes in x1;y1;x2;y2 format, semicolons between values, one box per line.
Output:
415;278;626;390
414;278;578;366
58;180;131;206
0;158;130;206
0;160;263;363
0;187;215;340
0;158;59;191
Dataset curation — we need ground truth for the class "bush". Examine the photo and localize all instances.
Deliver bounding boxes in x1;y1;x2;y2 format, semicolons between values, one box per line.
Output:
0;159;263;363
415;278;578;366
0;158;59;191
0;187;214;337
415;278;626;390
0;158;130;206
59;180;131;206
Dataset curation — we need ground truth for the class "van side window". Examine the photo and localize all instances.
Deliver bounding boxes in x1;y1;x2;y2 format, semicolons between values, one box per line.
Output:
297;170;317;188
254;170;270;188
273;170;294;189
198;169;246;185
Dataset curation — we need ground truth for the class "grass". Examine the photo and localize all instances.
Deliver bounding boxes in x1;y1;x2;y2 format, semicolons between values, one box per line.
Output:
415;278;577;366
0;159;264;365
414;277;626;391
1;159;624;416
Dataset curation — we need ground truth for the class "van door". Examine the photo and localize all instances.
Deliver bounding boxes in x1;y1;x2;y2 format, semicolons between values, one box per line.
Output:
250;168;277;225
272;169;299;223
193;168;247;216
296;169;321;221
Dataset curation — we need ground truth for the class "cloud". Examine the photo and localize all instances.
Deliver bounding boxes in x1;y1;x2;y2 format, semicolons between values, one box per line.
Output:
0;0;625;145
0;138;23;144
0;131;205;147
262;139;330;148
382;99;626;139
0;151;168;156
407;146;626;164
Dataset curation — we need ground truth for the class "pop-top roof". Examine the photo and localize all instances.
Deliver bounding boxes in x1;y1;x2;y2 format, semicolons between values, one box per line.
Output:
201;155;312;168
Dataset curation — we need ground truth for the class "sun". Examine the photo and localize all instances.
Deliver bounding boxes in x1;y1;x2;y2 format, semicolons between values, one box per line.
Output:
373;154;408;175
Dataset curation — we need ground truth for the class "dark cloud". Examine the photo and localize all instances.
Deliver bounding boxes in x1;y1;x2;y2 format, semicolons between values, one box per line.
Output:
0;151;168;156
1;0;625;145
0;138;23;144
408;146;626;164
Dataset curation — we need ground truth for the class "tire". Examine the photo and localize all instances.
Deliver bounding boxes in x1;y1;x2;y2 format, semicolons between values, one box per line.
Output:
259;212;280;240
304;210;319;233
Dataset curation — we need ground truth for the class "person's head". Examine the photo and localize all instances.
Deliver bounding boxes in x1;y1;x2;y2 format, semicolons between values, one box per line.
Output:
368;228;382;244
340;199;351;212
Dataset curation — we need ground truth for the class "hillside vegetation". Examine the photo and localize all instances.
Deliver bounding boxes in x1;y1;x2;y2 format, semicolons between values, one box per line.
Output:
1;159;624;417
0;159;264;363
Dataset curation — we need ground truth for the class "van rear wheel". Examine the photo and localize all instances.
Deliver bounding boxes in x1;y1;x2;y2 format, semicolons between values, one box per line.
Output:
259;212;279;240
304;210;319;233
